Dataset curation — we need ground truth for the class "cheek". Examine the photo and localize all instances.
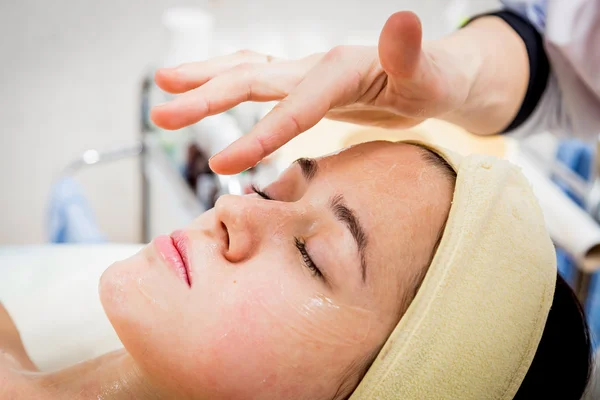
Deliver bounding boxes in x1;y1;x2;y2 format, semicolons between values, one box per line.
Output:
262;283;375;349
189;276;377;399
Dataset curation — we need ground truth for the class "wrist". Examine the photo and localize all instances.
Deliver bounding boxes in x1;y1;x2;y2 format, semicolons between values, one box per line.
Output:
421;34;484;132
433;17;529;135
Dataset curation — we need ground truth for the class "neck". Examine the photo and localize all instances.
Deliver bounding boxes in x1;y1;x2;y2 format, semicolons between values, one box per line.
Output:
22;349;166;400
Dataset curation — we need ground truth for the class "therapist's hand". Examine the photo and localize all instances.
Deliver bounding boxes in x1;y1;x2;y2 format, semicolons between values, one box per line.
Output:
151;11;471;174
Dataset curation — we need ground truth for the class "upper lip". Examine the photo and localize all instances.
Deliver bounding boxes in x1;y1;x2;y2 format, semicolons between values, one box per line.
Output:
170;230;191;287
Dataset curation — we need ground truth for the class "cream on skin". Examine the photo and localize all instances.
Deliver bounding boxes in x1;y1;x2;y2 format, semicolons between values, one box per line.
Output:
3;141;453;400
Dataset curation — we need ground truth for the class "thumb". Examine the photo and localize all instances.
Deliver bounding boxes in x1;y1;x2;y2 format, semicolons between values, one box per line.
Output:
378;11;423;79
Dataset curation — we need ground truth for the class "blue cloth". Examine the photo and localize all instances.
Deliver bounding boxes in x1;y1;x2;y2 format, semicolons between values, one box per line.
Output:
47;177;106;244
552;139;599;348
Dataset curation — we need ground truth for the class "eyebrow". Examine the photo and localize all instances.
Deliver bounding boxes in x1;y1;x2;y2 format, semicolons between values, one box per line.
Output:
329;194;369;283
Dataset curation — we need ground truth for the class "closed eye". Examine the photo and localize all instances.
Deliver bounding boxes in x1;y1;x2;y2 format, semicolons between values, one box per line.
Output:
294;237;324;280
251;184;273;201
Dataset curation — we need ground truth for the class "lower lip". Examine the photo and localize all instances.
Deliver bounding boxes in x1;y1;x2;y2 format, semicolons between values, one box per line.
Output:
153;235;191;287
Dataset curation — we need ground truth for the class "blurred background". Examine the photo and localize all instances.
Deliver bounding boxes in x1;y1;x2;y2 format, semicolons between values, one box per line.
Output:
0;0;499;245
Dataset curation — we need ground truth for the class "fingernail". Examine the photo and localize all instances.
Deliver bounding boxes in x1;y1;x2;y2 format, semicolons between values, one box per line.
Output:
154;102;169;108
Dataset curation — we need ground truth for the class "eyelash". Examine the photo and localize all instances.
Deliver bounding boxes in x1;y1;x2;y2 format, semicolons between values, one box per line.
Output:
294;237;323;279
251;185;323;280
251;184;272;200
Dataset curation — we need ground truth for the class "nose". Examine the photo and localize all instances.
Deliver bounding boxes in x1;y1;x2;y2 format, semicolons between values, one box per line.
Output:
214;194;293;263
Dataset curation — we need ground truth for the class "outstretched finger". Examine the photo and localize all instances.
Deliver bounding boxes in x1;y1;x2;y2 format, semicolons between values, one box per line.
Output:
209;55;359;174
151;60;310;130
155;50;281;94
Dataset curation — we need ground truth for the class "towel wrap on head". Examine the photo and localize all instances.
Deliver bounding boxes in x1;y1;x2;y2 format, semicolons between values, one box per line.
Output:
350;141;557;400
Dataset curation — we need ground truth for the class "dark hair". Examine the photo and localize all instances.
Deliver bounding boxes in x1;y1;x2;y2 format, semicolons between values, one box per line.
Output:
417;145;457;183
514;273;593;399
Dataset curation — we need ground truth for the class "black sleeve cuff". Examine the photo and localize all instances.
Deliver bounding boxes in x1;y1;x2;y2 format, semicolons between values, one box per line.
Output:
464;10;550;133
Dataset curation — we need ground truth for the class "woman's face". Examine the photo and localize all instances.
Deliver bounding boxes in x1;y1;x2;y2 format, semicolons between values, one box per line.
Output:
100;141;453;400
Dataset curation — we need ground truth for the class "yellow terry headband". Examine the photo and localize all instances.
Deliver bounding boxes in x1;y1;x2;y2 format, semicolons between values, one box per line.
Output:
351;141;557;399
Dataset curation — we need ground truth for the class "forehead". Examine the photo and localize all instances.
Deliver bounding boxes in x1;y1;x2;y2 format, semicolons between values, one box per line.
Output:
316;142;444;206
319;141;427;177
314;142;453;295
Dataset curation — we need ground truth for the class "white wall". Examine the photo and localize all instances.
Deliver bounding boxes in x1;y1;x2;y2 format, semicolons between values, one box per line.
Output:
0;0;497;244
0;0;198;244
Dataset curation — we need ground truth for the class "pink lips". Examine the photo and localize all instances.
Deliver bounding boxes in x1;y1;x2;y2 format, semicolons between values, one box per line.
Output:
153;231;191;287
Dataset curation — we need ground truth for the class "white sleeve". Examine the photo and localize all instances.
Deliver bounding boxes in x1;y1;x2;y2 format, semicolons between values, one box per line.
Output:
500;0;600;143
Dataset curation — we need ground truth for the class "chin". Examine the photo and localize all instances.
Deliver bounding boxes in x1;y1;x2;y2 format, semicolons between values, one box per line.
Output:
99;254;164;344
99;258;146;341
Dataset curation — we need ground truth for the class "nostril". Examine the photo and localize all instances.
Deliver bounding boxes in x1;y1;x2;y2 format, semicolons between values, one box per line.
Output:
221;222;230;250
